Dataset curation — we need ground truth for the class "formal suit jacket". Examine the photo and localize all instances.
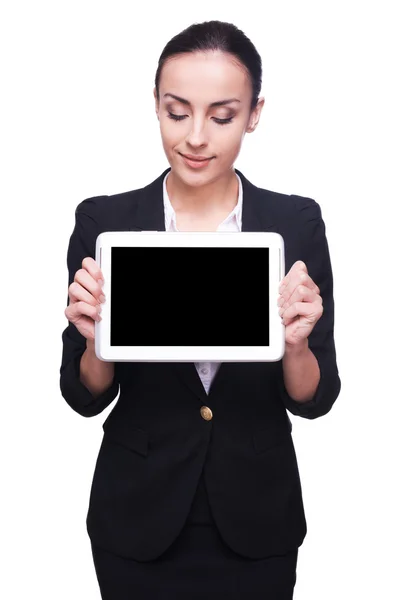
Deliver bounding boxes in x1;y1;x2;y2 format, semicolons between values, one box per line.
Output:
59;167;341;561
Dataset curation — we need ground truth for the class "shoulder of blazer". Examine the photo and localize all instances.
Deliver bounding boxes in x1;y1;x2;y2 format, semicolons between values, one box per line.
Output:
74;168;172;232
235;168;321;230
74;183;149;232
75;188;144;213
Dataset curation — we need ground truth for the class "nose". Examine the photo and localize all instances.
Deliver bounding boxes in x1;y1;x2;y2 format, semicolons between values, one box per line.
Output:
185;116;208;149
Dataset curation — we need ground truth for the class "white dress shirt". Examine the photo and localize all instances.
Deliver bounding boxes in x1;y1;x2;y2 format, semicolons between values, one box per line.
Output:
162;171;243;394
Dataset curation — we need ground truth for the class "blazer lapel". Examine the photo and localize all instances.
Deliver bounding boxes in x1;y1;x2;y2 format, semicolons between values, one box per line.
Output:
131;168;169;231
129;167;279;402
237;168;278;233
172;362;210;402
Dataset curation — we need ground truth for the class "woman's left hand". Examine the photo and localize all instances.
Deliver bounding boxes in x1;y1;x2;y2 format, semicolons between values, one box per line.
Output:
277;260;323;346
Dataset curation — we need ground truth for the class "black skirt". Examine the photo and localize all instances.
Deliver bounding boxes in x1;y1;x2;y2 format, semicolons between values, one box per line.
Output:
91;472;299;600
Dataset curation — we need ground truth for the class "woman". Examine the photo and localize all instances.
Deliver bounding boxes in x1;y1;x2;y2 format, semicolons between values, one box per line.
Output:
60;20;341;600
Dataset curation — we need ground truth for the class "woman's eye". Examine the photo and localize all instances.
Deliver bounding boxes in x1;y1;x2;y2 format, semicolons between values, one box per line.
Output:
167;112;186;121
213;117;233;125
167;112;233;125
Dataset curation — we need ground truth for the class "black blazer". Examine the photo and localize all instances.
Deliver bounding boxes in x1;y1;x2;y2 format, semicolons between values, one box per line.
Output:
60;167;341;561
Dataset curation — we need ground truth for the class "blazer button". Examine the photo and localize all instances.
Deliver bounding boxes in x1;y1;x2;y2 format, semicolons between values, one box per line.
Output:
200;406;213;421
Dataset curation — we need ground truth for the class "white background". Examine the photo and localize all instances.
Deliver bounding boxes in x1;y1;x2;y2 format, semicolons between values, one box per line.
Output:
1;1;399;598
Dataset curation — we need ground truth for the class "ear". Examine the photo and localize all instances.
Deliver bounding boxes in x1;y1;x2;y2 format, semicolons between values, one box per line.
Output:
153;87;159;120
246;97;265;133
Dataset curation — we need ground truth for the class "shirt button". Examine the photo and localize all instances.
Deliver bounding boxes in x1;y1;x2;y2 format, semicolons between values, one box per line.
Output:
201;368;209;375
200;406;213;421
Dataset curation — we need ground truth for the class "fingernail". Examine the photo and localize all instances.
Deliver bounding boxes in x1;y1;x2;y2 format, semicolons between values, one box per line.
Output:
98;278;104;287
99;294;106;303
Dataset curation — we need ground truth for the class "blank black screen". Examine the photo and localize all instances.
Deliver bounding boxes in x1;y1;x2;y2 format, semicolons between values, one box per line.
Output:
110;247;269;346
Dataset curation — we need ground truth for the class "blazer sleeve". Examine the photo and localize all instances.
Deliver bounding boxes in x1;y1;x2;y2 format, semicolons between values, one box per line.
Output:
59;198;120;417
277;197;341;419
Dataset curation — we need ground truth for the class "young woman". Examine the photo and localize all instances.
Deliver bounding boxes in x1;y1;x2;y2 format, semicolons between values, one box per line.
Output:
60;20;341;600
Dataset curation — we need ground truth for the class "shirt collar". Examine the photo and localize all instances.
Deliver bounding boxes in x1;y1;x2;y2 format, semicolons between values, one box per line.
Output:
163;170;243;232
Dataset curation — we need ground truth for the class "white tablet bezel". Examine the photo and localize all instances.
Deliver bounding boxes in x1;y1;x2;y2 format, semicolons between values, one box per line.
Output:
94;231;285;362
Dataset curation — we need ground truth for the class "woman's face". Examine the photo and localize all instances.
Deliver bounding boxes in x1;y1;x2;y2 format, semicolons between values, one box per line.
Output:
154;50;264;186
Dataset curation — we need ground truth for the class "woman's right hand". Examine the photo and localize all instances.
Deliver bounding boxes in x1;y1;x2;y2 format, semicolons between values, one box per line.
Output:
64;257;106;341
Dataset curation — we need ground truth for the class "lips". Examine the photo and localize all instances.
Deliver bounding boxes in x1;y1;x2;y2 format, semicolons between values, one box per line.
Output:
180;153;214;169
181;154;213;161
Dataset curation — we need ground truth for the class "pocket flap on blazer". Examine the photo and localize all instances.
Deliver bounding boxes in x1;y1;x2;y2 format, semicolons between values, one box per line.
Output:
102;418;148;458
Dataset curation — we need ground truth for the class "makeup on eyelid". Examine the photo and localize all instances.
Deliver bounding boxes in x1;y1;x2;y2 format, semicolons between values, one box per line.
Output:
167;112;234;125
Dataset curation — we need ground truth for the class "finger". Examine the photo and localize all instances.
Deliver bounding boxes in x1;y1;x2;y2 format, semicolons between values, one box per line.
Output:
67;314;96;341
82;256;104;282
278;283;317;307
68;280;103;307
281;300;323;324
297;272;319;293
292;260;308;275
284;260;308;281
74;267;105;303
278;261;307;293
279;284;321;312
65;299;102;324
82;256;105;293
278;271;319;306
84;321;96;342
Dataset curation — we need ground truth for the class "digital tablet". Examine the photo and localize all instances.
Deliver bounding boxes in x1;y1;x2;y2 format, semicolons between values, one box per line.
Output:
94;231;285;362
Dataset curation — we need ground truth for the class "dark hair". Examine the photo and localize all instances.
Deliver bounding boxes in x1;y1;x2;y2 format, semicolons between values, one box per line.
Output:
154;20;262;111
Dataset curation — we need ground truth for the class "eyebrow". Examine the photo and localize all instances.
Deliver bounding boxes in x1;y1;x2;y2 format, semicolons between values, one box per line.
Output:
163;93;241;107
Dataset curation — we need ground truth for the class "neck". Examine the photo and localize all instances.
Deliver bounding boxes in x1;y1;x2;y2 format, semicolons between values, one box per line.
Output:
166;168;238;216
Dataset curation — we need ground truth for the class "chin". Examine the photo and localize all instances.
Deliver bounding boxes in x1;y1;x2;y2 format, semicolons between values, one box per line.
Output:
170;160;214;184
177;172;207;187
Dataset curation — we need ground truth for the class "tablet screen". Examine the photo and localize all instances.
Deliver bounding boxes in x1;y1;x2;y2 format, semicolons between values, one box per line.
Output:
110;247;269;346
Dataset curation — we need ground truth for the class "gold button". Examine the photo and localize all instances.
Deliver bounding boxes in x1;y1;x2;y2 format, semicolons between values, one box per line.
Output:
200;406;213;421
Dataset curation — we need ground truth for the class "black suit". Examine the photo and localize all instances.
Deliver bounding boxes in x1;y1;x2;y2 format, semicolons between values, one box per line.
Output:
60;167;341;564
